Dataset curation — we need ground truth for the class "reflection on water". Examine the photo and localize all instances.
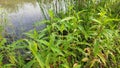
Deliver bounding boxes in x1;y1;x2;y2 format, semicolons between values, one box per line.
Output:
0;0;69;39
0;0;37;13
0;0;45;38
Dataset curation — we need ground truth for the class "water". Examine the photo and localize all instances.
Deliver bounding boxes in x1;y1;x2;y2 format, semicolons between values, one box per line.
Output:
0;0;45;39
0;0;69;39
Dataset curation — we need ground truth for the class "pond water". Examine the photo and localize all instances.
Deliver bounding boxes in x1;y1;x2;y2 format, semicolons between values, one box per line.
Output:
0;0;46;39
0;0;68;39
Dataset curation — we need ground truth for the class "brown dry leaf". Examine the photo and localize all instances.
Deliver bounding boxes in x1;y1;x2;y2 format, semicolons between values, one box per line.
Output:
84;48;91;56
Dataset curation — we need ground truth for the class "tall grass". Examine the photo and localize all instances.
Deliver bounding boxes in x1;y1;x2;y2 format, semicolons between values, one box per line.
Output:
0;0;120;68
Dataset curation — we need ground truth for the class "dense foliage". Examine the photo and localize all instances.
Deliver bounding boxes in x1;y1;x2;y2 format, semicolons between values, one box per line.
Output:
0;0;120;68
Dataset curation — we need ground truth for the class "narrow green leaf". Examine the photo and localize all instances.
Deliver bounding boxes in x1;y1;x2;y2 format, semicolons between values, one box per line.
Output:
23;60;36;68
93;40;100;56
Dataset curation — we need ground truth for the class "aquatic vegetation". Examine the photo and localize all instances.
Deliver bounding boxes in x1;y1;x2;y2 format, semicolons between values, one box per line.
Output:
0;0;120;68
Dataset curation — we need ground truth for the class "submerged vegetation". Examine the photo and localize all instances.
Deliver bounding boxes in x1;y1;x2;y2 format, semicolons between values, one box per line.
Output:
0;0;120;68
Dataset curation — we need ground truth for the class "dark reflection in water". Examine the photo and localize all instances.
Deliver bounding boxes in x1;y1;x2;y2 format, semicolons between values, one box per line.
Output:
0;0;46;39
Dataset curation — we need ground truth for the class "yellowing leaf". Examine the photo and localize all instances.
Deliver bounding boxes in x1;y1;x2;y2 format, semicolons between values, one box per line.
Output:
61;16;75;22
97;53;106;66
82;57;89;62
73;63;78;67
90;59;99;68
73;63;81;68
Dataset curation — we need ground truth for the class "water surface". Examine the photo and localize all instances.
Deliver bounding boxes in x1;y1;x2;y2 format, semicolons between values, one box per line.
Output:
0;0;45;38
0;0;68;39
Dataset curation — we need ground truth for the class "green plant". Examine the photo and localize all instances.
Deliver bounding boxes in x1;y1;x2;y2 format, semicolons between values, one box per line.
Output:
0;0;120;68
